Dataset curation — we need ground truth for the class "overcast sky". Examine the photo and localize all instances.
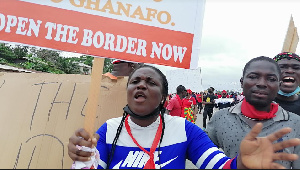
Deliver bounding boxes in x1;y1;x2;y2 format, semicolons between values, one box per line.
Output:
151;0;300;92
61;0;300;92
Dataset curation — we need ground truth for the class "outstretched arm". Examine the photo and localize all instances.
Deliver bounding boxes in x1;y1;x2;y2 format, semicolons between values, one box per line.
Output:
237;123;300;169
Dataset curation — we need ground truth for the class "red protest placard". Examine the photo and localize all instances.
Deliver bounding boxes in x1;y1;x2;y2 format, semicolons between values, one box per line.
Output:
0;0;205;69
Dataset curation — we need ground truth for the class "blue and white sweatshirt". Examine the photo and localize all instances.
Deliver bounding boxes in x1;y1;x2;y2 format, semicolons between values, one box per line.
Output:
96;114;237;169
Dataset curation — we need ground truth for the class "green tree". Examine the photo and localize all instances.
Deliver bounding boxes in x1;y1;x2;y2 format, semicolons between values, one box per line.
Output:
0;43;114;74
57;57;81;74
13;45;28;59
78;55;94;67
27;48;81;74
0;43;16;62
30;48;60;64
0;43;29;67
103;58;113;73
77;55;113;73
22;54;65;74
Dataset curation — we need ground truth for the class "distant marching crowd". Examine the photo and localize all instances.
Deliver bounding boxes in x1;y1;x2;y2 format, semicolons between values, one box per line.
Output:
162;86;245;129
165;89;245;112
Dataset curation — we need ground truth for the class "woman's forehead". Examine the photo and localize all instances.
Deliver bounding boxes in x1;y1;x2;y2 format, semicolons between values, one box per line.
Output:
131;67;161;79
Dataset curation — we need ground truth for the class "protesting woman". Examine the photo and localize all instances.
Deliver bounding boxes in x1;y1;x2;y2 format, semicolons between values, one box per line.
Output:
182;89;197;123
68;65;300;169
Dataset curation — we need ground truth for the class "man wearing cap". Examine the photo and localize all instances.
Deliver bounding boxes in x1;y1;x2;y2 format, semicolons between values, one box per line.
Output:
166;85;187;117
103;59;142;79
214;90;234;110
273;52;300;116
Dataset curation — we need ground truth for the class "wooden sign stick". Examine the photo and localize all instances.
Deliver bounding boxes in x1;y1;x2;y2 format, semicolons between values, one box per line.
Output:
282;15;299;53
83;57;105;137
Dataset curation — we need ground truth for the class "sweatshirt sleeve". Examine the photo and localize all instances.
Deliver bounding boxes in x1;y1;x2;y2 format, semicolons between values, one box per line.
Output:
95;123;109;169
222;156;237;169
185;120;236;169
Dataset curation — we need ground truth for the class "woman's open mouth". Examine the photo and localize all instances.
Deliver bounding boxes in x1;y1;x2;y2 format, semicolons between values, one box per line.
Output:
134;92;147;102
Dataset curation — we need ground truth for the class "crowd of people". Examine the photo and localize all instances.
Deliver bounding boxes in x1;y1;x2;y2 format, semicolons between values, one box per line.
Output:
163;86;244;129
67;52;300;169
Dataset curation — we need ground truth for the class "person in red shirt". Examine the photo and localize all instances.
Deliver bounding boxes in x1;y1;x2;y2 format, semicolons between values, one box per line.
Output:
161;94;170;114
166;85;187;117
221;90;230;98
103;59;143;79
217;92;222;99
182;89;198;123
196;92;203;113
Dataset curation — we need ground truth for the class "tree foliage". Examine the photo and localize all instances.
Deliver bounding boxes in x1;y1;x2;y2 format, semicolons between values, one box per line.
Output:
13;45;28;59
0;44;16;62
0;43;113;74
103;58;113;73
